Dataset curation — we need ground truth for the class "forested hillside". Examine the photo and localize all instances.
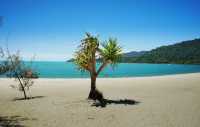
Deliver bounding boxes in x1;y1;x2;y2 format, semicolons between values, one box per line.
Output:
121;39;200;64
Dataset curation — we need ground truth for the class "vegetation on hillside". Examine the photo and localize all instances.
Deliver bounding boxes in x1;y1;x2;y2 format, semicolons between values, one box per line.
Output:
120;39;200;64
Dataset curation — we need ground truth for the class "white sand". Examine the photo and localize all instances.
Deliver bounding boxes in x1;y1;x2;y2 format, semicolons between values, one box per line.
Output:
0;73;200;127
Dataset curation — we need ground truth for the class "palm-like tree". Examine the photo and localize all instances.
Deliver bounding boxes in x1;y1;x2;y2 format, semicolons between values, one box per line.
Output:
74;33;122;99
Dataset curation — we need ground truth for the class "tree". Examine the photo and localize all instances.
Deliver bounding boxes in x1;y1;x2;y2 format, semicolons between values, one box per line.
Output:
0;47;39;99
74;33;122;100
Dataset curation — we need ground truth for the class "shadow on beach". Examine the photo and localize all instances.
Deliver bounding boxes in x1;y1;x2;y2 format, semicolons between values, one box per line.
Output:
0;115;36;127
92;98;140;108
12;96;45;101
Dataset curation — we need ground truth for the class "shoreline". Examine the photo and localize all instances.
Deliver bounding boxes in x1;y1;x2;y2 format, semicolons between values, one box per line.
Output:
0;72;200;80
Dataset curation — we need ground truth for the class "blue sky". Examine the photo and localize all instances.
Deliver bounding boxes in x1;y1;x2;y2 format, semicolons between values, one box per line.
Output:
0;0;200;61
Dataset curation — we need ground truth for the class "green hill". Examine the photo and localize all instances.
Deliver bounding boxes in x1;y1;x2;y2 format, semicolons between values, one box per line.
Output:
121;39;200;64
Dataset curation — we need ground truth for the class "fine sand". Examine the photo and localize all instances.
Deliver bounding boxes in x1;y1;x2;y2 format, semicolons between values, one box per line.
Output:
0;73;200;127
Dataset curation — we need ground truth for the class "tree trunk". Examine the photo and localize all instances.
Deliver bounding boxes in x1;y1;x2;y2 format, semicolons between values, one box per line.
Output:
17;75;27;99
21;84;27;99
88;75;96;99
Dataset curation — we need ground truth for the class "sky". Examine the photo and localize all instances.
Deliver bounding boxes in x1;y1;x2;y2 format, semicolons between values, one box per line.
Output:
0;0;200;61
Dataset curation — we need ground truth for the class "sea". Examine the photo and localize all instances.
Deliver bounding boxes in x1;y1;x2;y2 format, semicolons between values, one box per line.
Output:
1;61;199;78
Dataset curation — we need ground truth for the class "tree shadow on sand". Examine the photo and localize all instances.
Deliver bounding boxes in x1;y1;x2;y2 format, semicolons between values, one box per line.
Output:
89;89;140;108
0;115;36;127
12;96;45;101
92;98;140;108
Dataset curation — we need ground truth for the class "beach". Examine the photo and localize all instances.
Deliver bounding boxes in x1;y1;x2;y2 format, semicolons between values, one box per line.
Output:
0;73;200;127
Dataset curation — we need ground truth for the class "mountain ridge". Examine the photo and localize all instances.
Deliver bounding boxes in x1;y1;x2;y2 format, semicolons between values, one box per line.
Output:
121;38;200;64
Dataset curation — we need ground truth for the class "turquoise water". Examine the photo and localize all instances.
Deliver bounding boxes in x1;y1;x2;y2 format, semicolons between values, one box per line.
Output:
3;61;199;78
